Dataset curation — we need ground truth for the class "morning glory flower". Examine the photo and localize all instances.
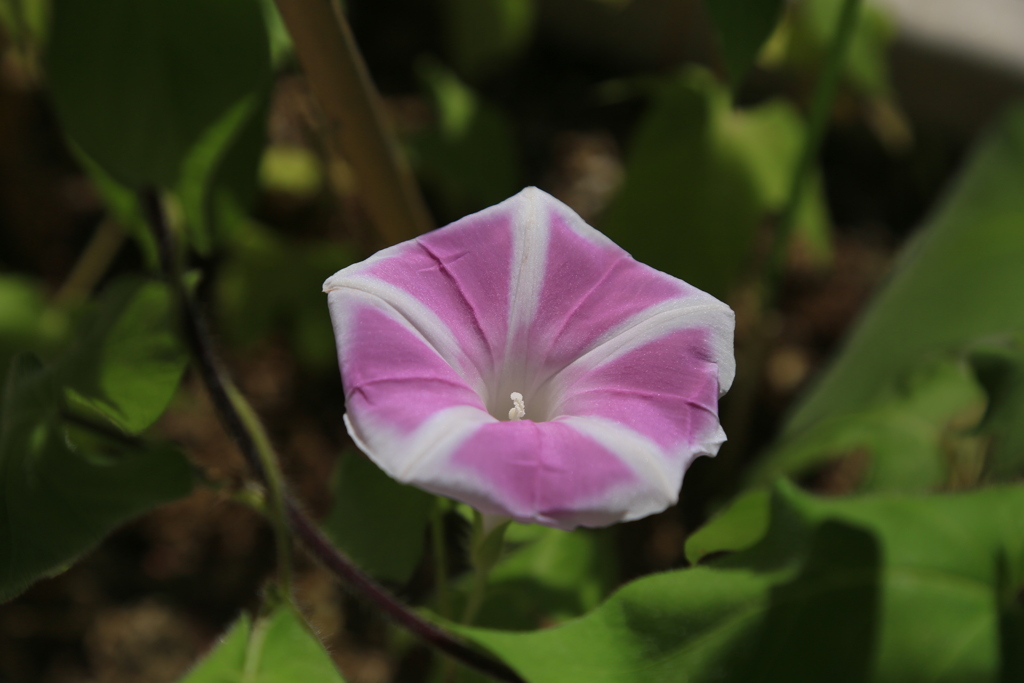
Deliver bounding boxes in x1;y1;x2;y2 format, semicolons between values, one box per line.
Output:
324;188;735;530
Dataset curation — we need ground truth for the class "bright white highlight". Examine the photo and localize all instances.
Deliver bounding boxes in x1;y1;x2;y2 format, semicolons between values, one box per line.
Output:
508;392;526;421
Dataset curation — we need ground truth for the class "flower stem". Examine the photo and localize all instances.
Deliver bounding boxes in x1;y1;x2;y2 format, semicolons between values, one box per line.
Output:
138;189;522;683
272;0;433;245
764;0;862;307
432;501;452;621
461;512;509;626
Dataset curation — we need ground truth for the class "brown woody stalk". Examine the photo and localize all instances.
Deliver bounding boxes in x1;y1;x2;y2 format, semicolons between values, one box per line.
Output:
273;0;433;244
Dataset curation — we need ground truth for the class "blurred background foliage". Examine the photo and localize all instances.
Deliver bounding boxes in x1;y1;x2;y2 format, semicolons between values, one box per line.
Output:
1;0;1024;681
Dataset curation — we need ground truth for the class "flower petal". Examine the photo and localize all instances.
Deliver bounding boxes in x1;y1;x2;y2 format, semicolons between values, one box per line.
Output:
328;295;487;475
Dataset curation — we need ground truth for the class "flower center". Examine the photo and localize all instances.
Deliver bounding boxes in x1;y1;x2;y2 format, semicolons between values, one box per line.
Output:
508;392;526;421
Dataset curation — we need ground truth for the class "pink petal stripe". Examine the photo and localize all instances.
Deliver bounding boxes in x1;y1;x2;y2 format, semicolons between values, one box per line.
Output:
524;209;685;372
449;419;637;527
557;328;722;451
367;208;513;381
341;305;484;435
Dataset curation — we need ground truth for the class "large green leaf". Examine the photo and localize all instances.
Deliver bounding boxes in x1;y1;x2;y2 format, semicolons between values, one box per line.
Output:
752;357;986;492
784;105;1024;439
705;0;785;87
59;277;188;435
0;354;193;602
323;452;434;584
47;0;270;188
454;482;1024;682
685;488;770;565
601;67;830;297
180;603;347;683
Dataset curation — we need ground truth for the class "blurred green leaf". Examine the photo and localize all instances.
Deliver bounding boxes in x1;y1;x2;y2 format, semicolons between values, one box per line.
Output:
765;0;894;98
442;0;534;81
257;0;293;69
601;67;830;297
59;277;188;435
784;105;1024;443
970;343;1024;481
47;0;270;188
457;524;617;631
178;94;267;255
725;98;833;266
412;59;521;220
752;358;986;492
684;488;770;565
0;275;68;383
215;206;354;369
70;147;159;269
0;0;49;48
181;602;347;683
705;0;785;87
0;354;193;603
455;481;1024;682
323;452;434;584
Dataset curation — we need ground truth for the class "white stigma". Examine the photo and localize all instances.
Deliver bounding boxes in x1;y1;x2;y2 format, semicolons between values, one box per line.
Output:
508;392;526;421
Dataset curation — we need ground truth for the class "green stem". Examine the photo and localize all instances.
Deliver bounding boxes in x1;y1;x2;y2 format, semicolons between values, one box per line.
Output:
431;502;452;621
764;0;863;306
460;512;508;626
459;561;490;627
241;612;272;683
229;383;295;593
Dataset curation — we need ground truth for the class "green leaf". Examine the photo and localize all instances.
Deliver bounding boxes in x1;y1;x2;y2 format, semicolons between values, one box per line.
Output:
752;357;987;492
739;519;880;682
441;0;535;81
70;146;160;269
705;0;785;87
684;488;770;565
0;275;69;383
0;0;48;48
47;0;270;188
59;277;188;435
181;603;347;683
177;93;267;255
323;452;434;584
970;343;1024;480
454;482;1024;682
0;354;193;602
452;523;616;631
783;105;1024;440
601;67;831;296
214;209;355;369
412;58;522;220
770;0;894;98
481;525;616;628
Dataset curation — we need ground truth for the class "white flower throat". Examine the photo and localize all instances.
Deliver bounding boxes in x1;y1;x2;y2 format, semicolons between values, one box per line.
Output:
508;392;526;421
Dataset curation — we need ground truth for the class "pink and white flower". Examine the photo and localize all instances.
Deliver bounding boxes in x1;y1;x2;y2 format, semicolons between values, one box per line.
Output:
324;188;734;530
